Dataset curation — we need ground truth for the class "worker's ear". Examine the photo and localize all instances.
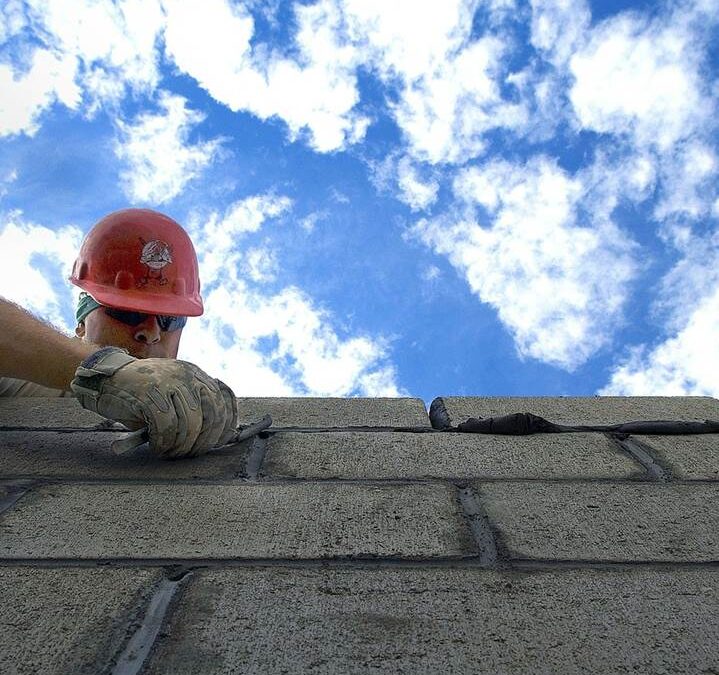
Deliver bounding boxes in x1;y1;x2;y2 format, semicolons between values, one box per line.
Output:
75;322;86;339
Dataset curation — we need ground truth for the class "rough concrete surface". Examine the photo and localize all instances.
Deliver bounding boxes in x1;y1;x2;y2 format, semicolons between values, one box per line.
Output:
0;482;472;559
430;396;719;428
0;396;431;431
145;566;719;675
235;397;430;428
0;566;162;675
3;395;719;673
0;430;251;480
0;397;115;430
476;480;719;561
265;431;643;480
637;434;719;480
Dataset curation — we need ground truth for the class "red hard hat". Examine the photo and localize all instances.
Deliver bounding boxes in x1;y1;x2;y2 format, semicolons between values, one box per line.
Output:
70;208;203;316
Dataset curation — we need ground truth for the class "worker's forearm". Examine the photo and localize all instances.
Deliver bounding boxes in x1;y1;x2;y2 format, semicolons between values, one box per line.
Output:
0;298;98;391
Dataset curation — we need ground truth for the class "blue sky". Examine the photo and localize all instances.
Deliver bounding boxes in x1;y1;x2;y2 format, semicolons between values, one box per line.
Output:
1;0;718;403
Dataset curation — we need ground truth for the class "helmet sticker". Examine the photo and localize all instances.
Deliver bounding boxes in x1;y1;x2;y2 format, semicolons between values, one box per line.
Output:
138;238;173;286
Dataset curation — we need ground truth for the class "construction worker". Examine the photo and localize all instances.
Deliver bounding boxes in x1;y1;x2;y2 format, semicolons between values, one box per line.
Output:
0;208;237;459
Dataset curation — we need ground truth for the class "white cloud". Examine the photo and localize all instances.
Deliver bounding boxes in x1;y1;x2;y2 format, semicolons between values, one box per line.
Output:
412;156;638;369
114;92;222;204
559;2;719;238
577;149;658;225
371;153;439;211
27;0;164;103
0;0;167;135
163;0;369;152
602;225;719;396
389;36;525;163
396;157;439;211
0;49;80;137
0;0;528;162
190;194;293;286
600;286;719;396
182;283;402;397
299;211;327;233
161;0;255;100
569;9;710;150
341;0;528;163
342;0;475;81
0;169;18;202
162;0;531;159
655;141;718;220
243;246;278;283
1;1;27;43
652;230;719;333
5;0;372;152
530;0;590;66
0;210;83;332
422;265;441;282
181;194;402;396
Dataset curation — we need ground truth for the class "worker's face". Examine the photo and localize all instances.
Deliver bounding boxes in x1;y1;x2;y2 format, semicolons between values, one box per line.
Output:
76;307;183;359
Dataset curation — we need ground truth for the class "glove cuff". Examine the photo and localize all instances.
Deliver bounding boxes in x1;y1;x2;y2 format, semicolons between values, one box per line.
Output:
76;346;135;375
71;347;136;401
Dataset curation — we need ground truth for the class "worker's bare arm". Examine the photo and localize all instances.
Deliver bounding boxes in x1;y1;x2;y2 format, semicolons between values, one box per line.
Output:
0;297;97;391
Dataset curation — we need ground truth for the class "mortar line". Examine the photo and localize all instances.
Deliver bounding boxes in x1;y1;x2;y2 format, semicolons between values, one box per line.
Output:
3;475;710;487
110;570;192;675
265;426;436;433
0;480;37;515
0;425;126;433
1;557;717;571
0;425;435;434
0;477;447;487
244;434;269;480
453;482;499;566
610;434;671;481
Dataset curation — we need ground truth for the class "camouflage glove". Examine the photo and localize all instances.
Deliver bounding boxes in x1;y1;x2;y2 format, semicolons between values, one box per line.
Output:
70;347;237;459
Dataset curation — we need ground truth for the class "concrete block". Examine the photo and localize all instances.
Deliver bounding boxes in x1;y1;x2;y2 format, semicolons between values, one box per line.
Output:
0;483;472;559
476;480;719;562
265;431;642;480
0;398;116;430
0;431;251;481
0;567;161;675
430;396;719;428
145;567;719;674
236;397;430;428
637;434;719;480
0;397;431;431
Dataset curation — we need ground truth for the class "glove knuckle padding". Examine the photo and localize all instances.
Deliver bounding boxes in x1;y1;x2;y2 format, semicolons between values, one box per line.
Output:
215;378;238;445
158;388;193;459
190;387;221;456
72;349;238;459
189;377;230;456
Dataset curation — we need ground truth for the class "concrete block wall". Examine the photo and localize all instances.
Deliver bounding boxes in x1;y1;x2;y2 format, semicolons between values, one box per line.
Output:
1;396;719;673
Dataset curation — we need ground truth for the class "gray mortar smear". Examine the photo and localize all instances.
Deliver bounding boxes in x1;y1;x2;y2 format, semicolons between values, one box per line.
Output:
457;485;498;565
614;435;671;481
244;435;268;480
111;573;189;675
0;480;36;515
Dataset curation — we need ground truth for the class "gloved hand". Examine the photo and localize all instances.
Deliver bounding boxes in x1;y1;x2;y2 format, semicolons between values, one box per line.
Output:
70;347;237;459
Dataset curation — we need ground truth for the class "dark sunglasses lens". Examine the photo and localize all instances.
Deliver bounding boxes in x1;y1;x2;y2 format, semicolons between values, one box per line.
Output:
104;308;146;326
105;308;187;332
157;315;187;332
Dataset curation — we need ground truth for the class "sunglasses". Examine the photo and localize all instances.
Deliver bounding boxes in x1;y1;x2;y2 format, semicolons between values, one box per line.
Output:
104;307;187;332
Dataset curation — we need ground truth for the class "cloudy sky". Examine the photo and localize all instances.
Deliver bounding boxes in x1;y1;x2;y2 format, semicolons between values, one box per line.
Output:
1;0;718;403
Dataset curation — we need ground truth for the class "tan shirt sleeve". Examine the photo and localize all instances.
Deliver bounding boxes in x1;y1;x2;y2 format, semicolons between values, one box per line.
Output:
0;377;73;398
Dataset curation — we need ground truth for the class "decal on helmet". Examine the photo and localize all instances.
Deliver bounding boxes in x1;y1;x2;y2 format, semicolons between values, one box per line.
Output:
138;238;173;286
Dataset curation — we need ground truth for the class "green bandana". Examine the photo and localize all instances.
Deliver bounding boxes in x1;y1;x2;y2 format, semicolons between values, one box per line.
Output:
76;292;103;324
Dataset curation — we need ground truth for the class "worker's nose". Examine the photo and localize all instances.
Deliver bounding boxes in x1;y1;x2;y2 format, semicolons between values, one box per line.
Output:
134;316;161;344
